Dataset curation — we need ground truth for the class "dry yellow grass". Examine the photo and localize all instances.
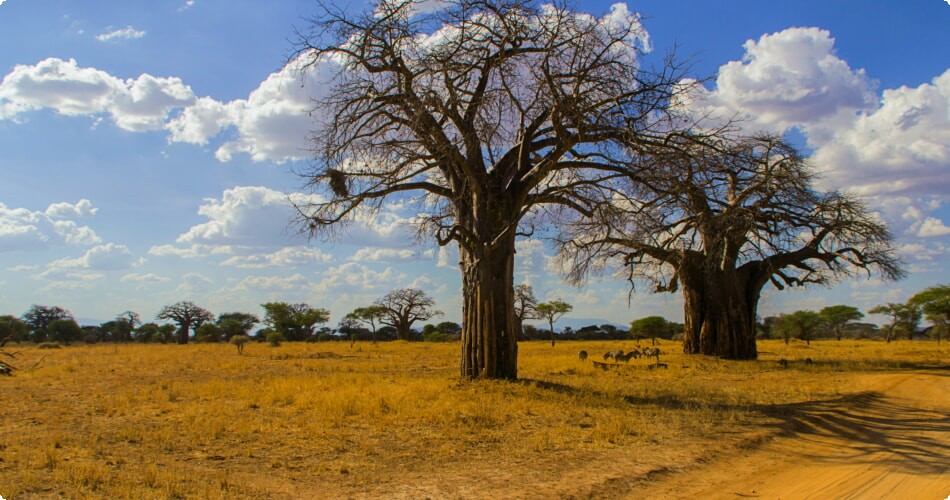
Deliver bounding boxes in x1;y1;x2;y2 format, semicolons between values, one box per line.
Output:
0;339;944;498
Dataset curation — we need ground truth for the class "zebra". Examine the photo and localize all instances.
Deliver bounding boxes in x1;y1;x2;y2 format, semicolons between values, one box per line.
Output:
578;350;589;361
603;349;624;361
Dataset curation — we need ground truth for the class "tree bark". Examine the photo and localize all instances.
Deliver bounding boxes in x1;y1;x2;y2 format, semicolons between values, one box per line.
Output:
459;233;519;380
177;321;190;345
681;262;758;359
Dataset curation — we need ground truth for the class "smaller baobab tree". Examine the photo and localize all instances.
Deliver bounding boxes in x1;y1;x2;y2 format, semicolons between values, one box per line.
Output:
375;289;442;341
114;311;141;342
535;299;572;347
819;305;863;341
562;133;905;359
157;301;214;344
513;284;540;341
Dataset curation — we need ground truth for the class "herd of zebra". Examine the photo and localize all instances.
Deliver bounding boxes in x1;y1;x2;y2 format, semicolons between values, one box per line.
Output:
577;346;662;364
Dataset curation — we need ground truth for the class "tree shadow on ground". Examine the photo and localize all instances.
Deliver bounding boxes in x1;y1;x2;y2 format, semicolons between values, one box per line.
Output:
519;366;950;476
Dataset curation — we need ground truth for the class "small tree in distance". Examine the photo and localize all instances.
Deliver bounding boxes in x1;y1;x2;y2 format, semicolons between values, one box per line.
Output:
869;302;921;342
156;301;214;344
909;284;950;344
776;310;822;346
630;316;669;346
375;289;442;341
819;305;864;341
536;300;572;347
345;305;388;344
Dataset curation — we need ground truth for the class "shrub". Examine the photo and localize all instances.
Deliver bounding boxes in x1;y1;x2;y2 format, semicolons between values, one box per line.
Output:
230;335;251;354
267;331;284;347
37;342;61;349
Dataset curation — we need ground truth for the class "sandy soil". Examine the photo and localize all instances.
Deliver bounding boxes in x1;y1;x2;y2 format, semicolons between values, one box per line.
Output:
630;369;950;499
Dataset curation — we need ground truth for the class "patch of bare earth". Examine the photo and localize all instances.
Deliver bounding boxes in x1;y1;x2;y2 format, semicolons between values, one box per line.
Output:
623;368;950;499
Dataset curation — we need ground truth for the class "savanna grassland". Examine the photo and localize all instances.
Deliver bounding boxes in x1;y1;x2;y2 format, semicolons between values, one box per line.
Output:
0;339;946;499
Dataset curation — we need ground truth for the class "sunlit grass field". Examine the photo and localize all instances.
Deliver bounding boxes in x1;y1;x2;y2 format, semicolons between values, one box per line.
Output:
0;339;945;499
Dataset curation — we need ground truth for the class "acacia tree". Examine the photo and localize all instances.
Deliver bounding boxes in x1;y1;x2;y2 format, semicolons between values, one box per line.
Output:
262;302;330;341
535;299;572;346
156;301;214;344
775;310;822;346
819;305;863;341
629;315;668;346
909;284;950;343
293;0;682;378
375;289;442;341
869;302;921;342
563;133;904;359
345;305;388;344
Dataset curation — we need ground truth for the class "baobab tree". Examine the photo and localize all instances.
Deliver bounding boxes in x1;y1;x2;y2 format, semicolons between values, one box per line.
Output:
375;289;442;341
293;0;683;378
562;133;904;359
513;283;539;340
156;301;214;344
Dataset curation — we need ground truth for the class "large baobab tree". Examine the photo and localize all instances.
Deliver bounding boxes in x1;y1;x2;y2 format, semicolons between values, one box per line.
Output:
156;301;214;344
563;133;904;359
375;288;442;341
293;0;682;378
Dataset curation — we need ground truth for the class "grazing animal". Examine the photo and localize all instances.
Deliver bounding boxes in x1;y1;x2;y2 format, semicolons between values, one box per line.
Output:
641;347;661;359
578;350;589;361
627;347;642;359
804;358;814;365
779;358;790;368
603;349;624;361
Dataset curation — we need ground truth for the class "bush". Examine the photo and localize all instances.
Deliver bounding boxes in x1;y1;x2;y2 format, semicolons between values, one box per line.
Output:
230;334;251;354
37;342;61;349
267;331;284;347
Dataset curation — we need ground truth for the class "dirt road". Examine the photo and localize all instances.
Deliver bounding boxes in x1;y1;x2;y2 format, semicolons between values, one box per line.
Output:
637;369;950;499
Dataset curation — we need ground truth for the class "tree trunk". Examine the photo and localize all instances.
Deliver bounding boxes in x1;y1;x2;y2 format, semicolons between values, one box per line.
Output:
177;322;190;345
459;233;519;380
681;264;758;359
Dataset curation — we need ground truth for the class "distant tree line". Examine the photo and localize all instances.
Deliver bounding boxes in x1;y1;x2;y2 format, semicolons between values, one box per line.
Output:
2;284;947;347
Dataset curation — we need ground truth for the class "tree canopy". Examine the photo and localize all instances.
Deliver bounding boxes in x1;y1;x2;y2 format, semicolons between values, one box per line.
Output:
562;133;904;359
292;0;685;378
156;301;214;344
374;289;442;341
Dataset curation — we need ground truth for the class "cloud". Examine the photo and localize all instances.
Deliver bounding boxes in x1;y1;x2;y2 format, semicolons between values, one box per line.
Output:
177;272;213;295
221;246;333;268
0;200;101;252
810;69;950;196
45;199;98;218
234;273;309;291
350;247;416;262
707;27;876;131
313;262;407;293
168;186;310;251
121;272;168;283
0;58;195;131
96;26;146;42
45;243;137;272
168;52;338;163
917;217;950;237
179;1;195;12
152;186;414;259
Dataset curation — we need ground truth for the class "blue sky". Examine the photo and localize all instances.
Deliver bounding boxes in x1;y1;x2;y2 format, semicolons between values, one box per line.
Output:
1;0;948;328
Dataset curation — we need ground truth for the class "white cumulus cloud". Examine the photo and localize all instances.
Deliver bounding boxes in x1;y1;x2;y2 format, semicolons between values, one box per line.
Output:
222;246;333;268
0;200;101;252
0;58;195;132
96;26;146;42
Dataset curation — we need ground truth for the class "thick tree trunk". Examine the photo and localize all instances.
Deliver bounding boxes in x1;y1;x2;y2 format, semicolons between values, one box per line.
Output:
459;233;519;379
681;264;758;359
177;322;190;345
